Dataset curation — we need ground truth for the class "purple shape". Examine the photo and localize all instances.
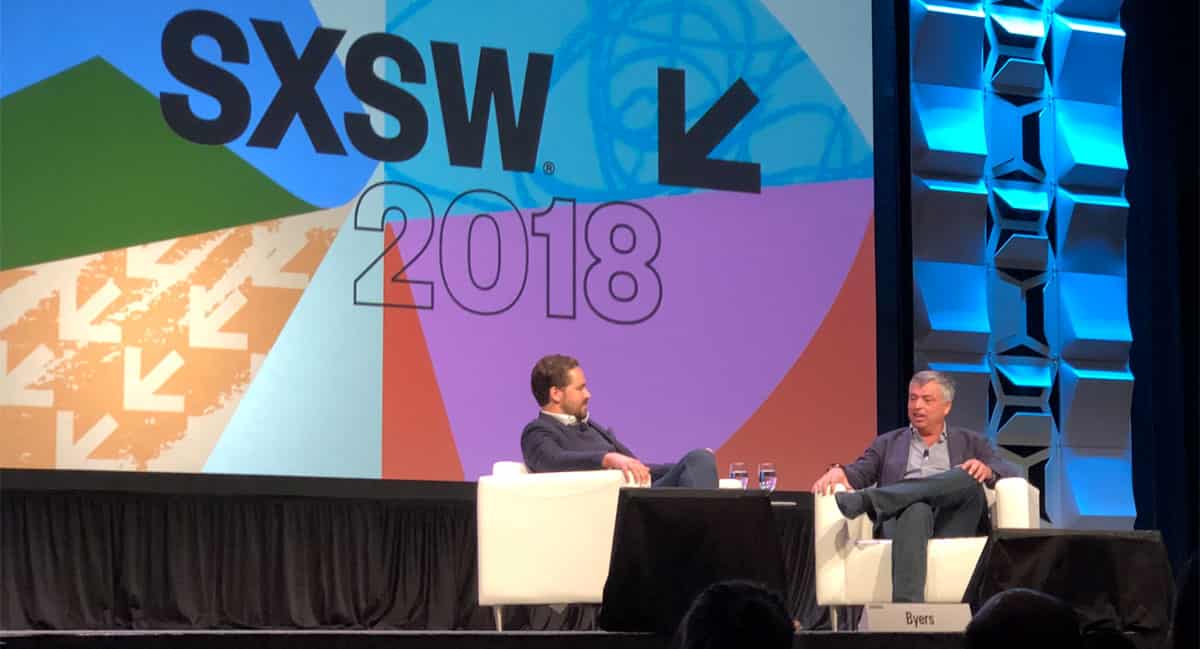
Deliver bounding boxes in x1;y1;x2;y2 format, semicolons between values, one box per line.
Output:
391;179;873;479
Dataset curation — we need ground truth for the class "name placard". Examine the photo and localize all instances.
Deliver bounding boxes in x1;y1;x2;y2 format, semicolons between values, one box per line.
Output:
860;603;972;632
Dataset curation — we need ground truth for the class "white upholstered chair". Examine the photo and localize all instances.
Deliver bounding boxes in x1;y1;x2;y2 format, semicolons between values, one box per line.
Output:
813;477;1040;628
476;461;631;630
476;461;741;630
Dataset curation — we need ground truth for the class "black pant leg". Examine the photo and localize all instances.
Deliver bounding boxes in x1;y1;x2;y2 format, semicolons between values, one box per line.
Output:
651;449;717;488
870;469;988;602
863;468;982;522
883;503;934;603
931;480;987;537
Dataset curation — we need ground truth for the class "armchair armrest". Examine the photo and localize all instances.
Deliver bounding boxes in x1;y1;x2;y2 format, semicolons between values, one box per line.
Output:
815;485;873;542
491;461;529;477
992;477;1040;529
814;485;873;605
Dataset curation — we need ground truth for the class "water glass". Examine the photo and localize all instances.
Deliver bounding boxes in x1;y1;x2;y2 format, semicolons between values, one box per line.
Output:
758;462;778;492
729;462;749;489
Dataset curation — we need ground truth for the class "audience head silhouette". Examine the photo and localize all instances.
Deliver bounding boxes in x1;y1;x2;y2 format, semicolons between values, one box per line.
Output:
965;588;1082;649
674;580;793;649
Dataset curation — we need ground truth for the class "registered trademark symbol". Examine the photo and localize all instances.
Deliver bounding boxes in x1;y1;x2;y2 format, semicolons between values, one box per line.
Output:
542;161;556;175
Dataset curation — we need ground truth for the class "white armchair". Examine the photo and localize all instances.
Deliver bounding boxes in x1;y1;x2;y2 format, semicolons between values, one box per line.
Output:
476;462;629;630
477;461;742;630
814;477;1040;621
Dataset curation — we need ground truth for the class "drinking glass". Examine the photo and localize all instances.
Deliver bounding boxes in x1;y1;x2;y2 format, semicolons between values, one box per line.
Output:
729;462;749;489
758;462;778;492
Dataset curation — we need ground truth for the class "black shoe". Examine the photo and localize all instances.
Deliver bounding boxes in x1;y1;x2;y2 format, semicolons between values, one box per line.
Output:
834;491;876;521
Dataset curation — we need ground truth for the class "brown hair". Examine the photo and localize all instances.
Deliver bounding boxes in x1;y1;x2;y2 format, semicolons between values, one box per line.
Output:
531;354;579;406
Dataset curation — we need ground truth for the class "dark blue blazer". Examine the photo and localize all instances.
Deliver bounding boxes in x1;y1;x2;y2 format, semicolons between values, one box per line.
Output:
521;413;667;474
841;426;1018;489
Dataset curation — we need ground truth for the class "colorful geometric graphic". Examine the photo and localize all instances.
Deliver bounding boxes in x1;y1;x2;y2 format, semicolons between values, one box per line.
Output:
0;208;343;471
1;1;877;487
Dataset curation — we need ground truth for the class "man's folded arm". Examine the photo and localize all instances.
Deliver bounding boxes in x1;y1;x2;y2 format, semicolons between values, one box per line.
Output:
974;433;1020;486
842;435;887;489
592;422;637;459
521;427;608;473
613;438;638;460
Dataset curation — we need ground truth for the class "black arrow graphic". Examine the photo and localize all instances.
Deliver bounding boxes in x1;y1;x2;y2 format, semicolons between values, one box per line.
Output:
658;68;761;194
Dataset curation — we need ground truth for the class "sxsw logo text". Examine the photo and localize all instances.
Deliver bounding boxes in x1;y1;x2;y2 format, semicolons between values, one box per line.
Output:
159;9;761;193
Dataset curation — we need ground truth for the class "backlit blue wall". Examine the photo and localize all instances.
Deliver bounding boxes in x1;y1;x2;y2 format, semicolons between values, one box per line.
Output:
909;0;1132;528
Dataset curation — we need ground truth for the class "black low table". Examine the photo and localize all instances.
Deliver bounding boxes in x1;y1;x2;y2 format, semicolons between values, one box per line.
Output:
965;528;1173;646
598;488;789;635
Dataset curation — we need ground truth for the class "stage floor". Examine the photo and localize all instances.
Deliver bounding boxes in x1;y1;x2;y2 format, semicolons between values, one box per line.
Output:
0;630;966;649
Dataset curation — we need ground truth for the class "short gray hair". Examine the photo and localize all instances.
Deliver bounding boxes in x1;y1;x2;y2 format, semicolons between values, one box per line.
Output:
911;370;955;402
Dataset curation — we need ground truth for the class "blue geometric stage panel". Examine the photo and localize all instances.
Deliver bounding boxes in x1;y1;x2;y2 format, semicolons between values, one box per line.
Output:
909;0;1131;529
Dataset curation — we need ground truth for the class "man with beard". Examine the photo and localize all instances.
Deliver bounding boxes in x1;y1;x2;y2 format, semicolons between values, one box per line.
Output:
520;354;718;488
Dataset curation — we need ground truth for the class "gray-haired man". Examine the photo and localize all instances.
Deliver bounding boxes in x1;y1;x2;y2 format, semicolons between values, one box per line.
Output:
810;371;1018;602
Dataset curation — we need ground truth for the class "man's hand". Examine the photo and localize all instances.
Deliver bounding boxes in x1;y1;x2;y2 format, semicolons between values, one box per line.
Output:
811;466;852;494
959;458;993;483
603;452;651;485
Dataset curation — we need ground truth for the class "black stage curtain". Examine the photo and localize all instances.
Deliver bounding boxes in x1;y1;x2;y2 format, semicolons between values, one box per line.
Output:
965;529;1173;646
0;472;820;631
0;631;968;649
773;501;824;630
1122;0;1200;575
2;492;483;629
597;490;815;635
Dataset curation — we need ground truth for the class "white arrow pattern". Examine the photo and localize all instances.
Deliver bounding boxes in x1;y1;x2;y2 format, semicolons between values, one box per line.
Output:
250;225;310;290
0;341;54;407
56;411;126;469
188;286;249;350
125;232;231;289
0;206;345;472
59;277;122;343
0;257;89;332
123;347;185;413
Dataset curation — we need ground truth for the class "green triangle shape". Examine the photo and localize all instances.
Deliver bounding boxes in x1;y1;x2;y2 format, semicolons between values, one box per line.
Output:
0;57;317;270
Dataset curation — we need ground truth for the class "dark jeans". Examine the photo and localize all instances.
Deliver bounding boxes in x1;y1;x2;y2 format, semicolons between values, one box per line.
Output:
863;468;987;602
650;449;719;488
